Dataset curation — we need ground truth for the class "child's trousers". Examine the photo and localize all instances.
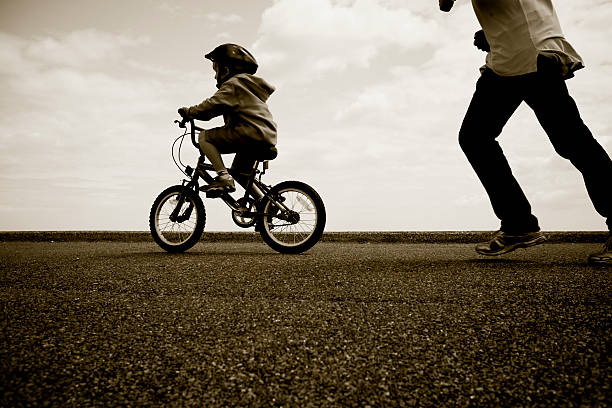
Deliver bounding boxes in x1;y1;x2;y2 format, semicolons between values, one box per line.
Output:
458;56;612;233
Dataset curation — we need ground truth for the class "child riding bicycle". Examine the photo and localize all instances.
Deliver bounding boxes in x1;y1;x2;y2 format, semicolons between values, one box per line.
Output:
178;43;277;195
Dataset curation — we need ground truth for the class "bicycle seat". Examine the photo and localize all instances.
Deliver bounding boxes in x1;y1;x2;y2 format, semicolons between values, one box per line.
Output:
248;146;278;161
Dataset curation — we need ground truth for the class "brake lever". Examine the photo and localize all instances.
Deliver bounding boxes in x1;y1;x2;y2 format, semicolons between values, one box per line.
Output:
174;119;187;129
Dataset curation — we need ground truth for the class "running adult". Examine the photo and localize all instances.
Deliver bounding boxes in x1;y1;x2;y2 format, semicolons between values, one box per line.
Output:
439;0;611;264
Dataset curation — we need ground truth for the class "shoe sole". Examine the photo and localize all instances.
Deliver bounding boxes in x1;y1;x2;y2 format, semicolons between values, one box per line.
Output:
476;234;547;256
588;256;612;266
204;186;236;198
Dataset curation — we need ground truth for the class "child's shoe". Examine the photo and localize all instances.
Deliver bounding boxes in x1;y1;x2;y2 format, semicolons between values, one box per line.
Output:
588;235;612;265
200;176;235;194
476;230;546;256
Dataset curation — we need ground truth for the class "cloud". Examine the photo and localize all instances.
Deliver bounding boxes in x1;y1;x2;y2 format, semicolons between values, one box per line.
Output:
22;29;149;69
158;1;182;15
0;29;184;229
253;0;443;79
0;30;163;136
154;2;244;25
245;1;485;230
204;12;244;24
0;1;609;231
252;0;611;231
253;0;479;152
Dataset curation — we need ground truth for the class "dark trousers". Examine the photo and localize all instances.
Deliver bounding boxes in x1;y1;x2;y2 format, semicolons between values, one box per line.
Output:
459;57;612;233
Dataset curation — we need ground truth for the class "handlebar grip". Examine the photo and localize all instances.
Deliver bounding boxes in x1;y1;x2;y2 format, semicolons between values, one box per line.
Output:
190;119;200;149
174;118;199;149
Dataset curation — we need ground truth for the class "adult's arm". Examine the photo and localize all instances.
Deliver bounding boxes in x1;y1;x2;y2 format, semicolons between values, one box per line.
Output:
439;0;455;12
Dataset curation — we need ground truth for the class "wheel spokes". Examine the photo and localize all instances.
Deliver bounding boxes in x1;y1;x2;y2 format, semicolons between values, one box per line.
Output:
266;190;317;246
157;194;198;244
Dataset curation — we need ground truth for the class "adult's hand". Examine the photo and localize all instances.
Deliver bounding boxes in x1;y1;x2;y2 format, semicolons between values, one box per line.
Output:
474;30;490;52
439;0;455;12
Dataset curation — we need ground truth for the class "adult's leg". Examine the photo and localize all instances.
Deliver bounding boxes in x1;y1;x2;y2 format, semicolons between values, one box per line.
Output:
459;70;540;233
525;56;612;231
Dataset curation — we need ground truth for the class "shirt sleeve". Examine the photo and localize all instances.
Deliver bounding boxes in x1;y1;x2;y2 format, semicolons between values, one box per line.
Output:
186;82;238;121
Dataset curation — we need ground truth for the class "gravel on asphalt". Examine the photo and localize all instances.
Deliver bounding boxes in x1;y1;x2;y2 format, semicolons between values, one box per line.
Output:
1;241;610;407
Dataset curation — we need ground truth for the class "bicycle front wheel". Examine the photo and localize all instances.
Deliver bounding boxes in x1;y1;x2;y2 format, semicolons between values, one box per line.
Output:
258;181;326;254
149;185;205;252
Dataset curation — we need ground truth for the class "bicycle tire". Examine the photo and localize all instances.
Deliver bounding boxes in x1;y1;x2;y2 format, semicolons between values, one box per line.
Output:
149;185;206;252
258;180;326;254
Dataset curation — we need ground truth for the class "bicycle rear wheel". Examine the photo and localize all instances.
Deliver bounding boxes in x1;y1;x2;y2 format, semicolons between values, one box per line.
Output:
258;181;326;254
149;185;206;252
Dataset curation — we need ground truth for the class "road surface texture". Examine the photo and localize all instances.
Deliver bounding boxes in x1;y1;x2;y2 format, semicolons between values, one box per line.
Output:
1;233;610;407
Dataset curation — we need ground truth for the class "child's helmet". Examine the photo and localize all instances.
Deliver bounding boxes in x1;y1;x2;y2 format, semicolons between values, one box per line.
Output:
205;44;258;75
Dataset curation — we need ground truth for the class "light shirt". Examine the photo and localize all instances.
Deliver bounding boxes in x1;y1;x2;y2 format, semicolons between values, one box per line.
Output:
472;0;584;78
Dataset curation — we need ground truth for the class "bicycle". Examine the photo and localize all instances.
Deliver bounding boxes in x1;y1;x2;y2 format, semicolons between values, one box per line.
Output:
149;118;326;254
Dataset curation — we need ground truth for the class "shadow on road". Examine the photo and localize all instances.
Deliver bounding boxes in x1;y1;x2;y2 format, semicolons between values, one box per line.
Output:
109;250;293;259
465;258;537;264
463;257;594;268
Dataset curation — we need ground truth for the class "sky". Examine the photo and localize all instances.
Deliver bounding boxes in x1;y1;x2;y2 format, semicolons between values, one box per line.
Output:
1;0;611;232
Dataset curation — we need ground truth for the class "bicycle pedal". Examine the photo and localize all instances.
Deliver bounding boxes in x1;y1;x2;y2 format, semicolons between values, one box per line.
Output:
203;185;235;197
205;190;222;198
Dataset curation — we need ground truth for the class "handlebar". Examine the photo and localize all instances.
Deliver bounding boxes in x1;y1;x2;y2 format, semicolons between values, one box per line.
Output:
174;118;187;129
174;118;201;149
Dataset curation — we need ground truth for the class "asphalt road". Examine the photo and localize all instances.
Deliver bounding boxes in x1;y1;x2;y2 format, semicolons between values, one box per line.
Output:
1;240;610;407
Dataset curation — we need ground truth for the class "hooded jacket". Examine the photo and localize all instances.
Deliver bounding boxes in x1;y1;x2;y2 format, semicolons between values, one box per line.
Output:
186;73;277;146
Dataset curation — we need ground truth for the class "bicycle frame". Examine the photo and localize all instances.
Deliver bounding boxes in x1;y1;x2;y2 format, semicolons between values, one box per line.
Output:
174;119;293;221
